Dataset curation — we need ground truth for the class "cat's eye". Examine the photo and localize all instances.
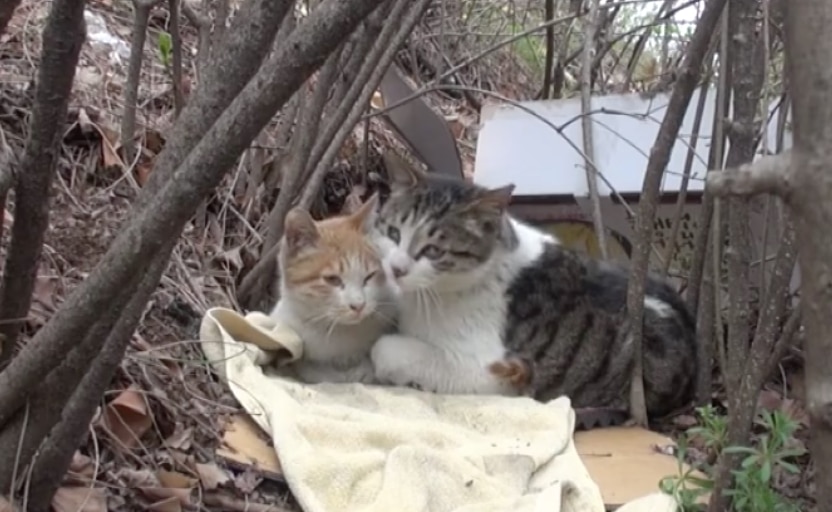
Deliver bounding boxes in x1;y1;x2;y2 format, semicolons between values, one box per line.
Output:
387;226;401;244
421;244;445;260
323;275;343;287
363;271;377;284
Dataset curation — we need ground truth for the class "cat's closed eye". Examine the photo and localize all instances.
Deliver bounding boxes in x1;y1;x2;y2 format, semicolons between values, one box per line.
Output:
387;226;400;244
421;244;445;260
363;271;377;284
323;274;343;287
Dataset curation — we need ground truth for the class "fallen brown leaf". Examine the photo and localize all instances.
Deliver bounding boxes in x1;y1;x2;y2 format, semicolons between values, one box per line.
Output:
77;107;96;136
135;161;154;186
51;485;108;512
98;124;125;170
156;469;197;489
164;425;193;451
139;487;192;509
98;385;153;451
146;496;182;512
64;451;96;484
115;467;158;487
145;128;166;154
196;462;232;491
234;467;263;494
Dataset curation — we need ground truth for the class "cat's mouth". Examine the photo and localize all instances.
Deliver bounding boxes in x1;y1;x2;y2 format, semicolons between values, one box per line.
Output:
337;310;369;324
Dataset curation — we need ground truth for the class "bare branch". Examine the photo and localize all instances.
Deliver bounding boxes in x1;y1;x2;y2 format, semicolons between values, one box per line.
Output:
142;0;295;203
169;0;185;116
579;0;608;260
708;0;771;507
236;0;413;310
784;0;832;506
705;151;793;197
0;0;387;430
541;0;554;99
22;252;170;509
181;0;211;78
625;0;727;426
301;0;433;209
0;254;153;491
263;46;345;255
120;0;162;163
0;0;86;368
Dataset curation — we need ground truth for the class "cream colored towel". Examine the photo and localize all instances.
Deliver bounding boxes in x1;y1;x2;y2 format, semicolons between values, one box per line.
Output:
199;307;677;512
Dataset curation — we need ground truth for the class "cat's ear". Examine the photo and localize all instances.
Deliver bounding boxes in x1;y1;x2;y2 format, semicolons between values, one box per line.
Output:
284;207;319;253
349;192;379;233
470;184;515;213
383;150;425;189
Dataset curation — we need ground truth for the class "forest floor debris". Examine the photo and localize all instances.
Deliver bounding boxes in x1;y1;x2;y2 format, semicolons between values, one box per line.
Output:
0;0;814;510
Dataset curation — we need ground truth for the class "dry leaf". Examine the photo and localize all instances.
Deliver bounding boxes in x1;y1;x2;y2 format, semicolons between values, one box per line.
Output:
135;161;154;186
145;128;165;154
213;247;244;273
64;451;96;484
146;496;181;512
98;124;124;170
116;467;158;487
234;467;263;494
136;470;196;511
156;469;197;489
164;426;193;451
371;90;384;110
32;274;59;311
139;487;192;508
77;108;96;136
51;486;108;512
98;385;152;450
196;462;231;491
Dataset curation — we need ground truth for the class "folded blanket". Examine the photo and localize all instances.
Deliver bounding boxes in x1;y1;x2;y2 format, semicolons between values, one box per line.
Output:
199;307;677;512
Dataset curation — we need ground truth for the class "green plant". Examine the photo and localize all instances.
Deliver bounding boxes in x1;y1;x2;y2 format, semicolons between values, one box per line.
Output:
660;407;806;512
158;31;172;68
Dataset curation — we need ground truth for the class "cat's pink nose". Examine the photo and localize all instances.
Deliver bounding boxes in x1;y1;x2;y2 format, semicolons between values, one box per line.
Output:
391;265;408;279
349;302;365;314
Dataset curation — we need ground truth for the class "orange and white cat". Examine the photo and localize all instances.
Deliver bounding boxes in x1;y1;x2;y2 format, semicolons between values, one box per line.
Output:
269;194;396;384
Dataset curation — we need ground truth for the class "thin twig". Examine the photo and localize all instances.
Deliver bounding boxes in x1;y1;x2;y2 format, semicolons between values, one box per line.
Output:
578;0;608;259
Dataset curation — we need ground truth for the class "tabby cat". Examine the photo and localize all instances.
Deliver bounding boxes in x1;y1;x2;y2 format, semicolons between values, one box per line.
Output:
270;194;396;384
370;154;697;424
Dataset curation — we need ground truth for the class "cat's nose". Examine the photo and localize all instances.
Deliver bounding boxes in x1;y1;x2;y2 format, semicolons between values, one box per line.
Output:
391;265;408;279
349;302;365;314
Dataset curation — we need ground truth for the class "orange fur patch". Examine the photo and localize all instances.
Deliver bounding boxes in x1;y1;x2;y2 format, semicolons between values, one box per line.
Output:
283;215;382;293
488;356;532;390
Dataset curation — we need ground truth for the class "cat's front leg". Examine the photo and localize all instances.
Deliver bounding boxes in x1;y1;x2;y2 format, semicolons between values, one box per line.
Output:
370;334;444;392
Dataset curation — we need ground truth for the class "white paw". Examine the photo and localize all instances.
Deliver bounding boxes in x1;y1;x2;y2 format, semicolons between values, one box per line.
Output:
371;335;420;388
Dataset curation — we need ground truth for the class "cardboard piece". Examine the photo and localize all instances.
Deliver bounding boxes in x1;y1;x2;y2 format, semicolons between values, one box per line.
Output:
575;426;706;509
216;414;284;481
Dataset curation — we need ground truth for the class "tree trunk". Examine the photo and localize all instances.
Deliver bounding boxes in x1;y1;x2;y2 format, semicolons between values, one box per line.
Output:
624;0;725;424
0;0;86;367
782;3;832;510
706;1;832;508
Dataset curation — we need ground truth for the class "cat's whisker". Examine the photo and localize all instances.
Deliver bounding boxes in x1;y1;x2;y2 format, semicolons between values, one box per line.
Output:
418;289;432;328
324;318;338;343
